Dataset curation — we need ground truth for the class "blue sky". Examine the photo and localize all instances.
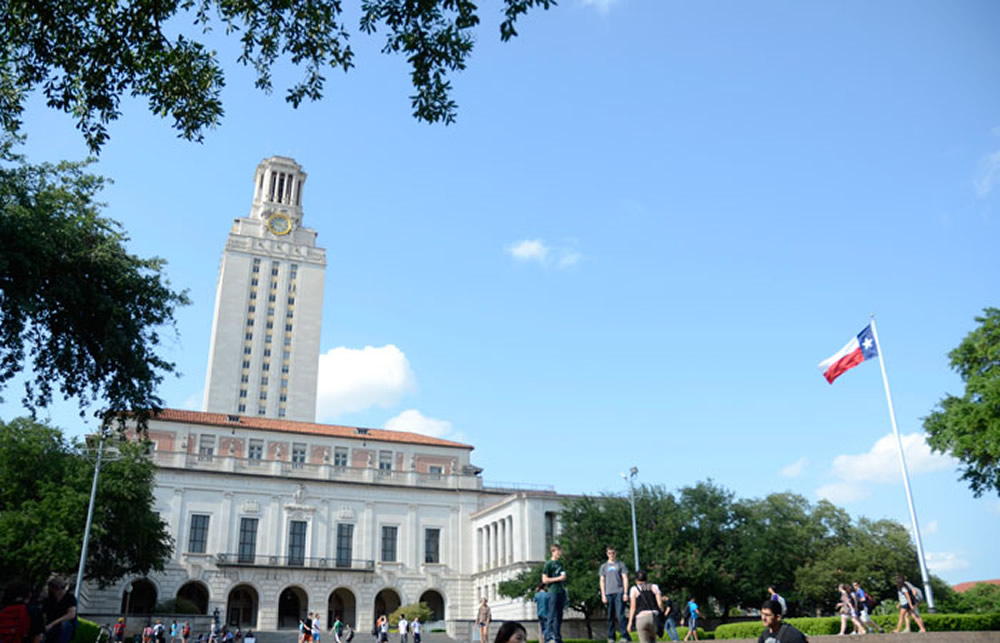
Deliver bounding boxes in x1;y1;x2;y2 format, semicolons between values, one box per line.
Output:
4;0;999;586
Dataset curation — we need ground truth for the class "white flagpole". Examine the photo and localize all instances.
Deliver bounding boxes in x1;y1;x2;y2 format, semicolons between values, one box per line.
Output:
869;315;935;610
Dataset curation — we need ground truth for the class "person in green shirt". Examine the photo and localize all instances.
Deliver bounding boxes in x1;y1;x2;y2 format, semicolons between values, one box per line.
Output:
541;544;567;643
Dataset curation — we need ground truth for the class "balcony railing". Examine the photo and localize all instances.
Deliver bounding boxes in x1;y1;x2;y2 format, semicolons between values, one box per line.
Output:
215;553;375;571
151;450;483;490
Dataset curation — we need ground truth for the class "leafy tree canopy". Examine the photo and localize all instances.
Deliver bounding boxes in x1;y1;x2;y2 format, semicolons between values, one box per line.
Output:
924;307;1000;497
0;138;188;428
0;0;554;153
0;417;173;587
500;480;955;623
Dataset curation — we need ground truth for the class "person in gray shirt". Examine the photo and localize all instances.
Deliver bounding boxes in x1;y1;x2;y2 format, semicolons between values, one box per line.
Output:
598;546;629;643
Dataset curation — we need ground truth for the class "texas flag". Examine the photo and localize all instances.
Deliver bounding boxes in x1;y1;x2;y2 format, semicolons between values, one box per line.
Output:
818;325;879;384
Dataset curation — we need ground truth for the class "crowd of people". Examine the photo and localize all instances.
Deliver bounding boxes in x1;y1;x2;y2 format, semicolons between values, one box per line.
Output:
2;560;930;643
481;543;928;643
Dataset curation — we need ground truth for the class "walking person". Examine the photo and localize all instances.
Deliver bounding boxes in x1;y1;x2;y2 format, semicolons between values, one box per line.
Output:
330;617;344;643
682;598;700;641
836;584;865;635
410;617;420;643
378;615;389;643
312;613;322;643
397;614;407;643
533;585;550;643
476;600;492;642
626;571;662;643
599;546;630;643
852;583;883;634
170;621;180;643
892;577;926;633
661;594;680;642
541;544;567;643
759;599;808;643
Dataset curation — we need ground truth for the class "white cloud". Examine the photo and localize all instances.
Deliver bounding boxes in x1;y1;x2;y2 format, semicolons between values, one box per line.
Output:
384;409;465;442
506;238;582;269
316;345;415;420
507;239;549;263
816;482;870;504
781;457;808;478
829;432;954;484
923;520;939;535
973;149;1000;198
581;0;621;14
988;500;1000;517
925;551;971;574
181;392;202;411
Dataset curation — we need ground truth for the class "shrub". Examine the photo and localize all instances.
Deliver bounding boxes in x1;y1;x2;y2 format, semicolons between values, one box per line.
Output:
713;613;1000;639
73;619;101;643
388;603;432;628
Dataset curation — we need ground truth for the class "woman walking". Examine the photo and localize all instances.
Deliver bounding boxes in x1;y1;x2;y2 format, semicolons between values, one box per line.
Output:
627;571;663;643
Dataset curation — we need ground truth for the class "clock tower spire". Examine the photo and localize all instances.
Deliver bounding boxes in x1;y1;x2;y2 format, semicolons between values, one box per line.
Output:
202;156;326;422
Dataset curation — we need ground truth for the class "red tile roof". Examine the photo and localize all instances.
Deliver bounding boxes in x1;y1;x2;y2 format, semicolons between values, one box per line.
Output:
952;579;1000;593
150;409;473;450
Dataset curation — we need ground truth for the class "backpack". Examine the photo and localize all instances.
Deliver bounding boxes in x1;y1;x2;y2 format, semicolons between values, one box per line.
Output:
183;626;190;638
0;604;30;643
344;627;354;643
905;582;924;603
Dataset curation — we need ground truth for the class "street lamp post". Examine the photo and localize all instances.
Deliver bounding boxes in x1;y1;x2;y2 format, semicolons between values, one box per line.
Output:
622;467;640;572
75;428;106;599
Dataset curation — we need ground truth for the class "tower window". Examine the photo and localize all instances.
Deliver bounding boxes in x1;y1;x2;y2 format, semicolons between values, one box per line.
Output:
246;318;253;326
271;266;279;276
238;403;246;412
242;360;250;369
258;407;266;415
251;277;258;286
285;324;293;332
261;377;269;385
239;389;248;398
245;332;252;340
278;408;286;417
243;346;252;355
241;374;248;383
263;349;271;357
287;296;295;305
262;362;270;371
248;305;255;313
259;391;267;400
249;291;257;300
268;294;276;302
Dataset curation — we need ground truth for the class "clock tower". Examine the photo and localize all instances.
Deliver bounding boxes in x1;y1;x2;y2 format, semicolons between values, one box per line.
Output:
202;156;326;422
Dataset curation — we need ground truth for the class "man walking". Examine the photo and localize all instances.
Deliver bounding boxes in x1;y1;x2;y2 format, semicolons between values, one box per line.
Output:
759;599;807;643
661;594;680;642
599;546;629;643
853;582;883;633
397;614;408;643
542;543;567;643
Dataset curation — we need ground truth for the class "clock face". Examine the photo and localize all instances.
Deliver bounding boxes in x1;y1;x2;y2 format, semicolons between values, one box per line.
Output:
267;213;292;236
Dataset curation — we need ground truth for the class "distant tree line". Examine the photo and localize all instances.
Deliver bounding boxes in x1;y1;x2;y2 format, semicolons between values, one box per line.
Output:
500;481;965;637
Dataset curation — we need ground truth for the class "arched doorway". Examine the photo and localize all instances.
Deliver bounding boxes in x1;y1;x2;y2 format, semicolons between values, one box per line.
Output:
373;589;401;621
418;590;445;622
121;579;157;615
177;582;210;614
328;588;356;629
278;587;308;629
227;585;259;629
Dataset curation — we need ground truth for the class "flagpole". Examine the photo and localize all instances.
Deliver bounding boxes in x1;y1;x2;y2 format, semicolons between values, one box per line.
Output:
869;315;935;610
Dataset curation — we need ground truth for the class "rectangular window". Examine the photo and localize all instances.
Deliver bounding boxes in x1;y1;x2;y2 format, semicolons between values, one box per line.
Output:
281;365;289;374
336;524;354;568
292;443;306;468
239;389;247;398
246;318;254;326
545;511;556;547
378;450;392;471
258;406;266;415
243;346;252;355
271;267;279;276
268;294;276;302
198;435;215;461
262;362;270;371
334;447;348;467
283;351;291;360
238;403;246;412
188;514;210;553
286;310;294;318
238;518;258;563
248;439;263;461
286;324;293;332
288;520;307;566
259;391;267;400
278;408;286;417
429;465;443;477
242;360;250;369
241;374;249;383
284;337;292;346
261;376;269;385
249;291;256;300
381;526;398;562
424;528;441;564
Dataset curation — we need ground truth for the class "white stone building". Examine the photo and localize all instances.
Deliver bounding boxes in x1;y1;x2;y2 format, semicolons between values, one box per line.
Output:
79;157;568;637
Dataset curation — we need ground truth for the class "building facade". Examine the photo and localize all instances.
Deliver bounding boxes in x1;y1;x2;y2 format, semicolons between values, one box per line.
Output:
80;157;569;636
